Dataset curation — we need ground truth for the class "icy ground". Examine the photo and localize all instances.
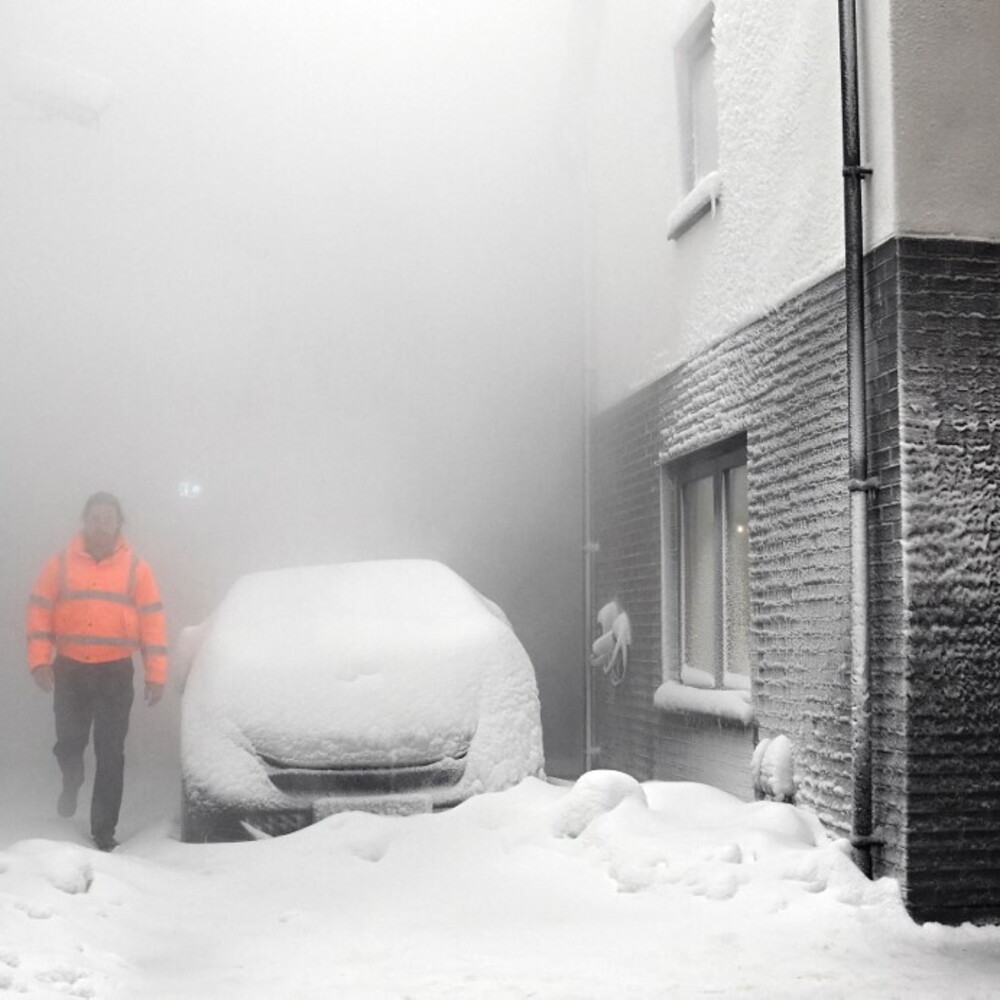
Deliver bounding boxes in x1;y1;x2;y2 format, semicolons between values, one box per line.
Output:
3;764;1000;998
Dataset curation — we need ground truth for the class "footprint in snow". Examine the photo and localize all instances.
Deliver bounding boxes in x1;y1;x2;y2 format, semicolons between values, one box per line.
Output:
34;964;95;998
14;899;54;920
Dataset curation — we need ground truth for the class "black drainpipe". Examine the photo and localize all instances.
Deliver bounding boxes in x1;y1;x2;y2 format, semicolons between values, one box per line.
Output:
837;0;879;877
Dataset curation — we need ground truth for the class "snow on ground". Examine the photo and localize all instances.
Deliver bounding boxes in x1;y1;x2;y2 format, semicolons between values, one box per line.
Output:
3;765;1000;998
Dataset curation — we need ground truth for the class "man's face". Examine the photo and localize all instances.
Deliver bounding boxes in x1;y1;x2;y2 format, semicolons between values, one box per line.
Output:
82;502;121;557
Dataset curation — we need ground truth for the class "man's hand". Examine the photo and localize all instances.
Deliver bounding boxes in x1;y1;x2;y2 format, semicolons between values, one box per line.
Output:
32;664;54;693
145;681;164;706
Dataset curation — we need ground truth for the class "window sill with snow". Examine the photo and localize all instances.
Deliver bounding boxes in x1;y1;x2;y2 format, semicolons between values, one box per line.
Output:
653;664;753;727
666;170;722;241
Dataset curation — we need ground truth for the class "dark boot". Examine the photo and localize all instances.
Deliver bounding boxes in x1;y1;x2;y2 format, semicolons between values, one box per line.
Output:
92;832;119;852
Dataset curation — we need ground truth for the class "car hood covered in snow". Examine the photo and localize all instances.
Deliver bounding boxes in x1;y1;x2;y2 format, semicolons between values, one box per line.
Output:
181;560;544;810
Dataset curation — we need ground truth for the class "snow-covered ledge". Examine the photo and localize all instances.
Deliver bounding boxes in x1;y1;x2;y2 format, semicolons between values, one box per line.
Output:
653;679;754;726
666;170;722;240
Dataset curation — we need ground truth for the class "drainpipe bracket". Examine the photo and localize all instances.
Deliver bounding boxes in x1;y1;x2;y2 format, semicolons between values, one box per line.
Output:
842;165;873;179
848;477;879;494
849;832;884;849
583;541;601;554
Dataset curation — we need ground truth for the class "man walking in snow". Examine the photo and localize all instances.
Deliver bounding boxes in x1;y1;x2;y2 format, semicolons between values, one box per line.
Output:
26;492;168;852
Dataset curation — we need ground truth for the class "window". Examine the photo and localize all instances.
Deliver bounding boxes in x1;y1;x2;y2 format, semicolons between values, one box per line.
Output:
680;7;718;190
680;451;748;689
661;438;749;693
667;3;721;240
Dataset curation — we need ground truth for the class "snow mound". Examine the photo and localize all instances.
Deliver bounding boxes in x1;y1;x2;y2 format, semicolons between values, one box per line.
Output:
552;769;647;838
751;734;796;801
0;774;985;996
567;780;828;896
6;841;94;895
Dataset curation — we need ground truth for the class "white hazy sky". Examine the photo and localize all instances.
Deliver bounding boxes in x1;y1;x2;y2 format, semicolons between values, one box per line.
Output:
0;0;588;777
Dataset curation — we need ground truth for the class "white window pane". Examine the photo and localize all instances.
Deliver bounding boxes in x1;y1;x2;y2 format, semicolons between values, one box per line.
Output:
724;464;749;679
690;43;718;181
683;475;717;675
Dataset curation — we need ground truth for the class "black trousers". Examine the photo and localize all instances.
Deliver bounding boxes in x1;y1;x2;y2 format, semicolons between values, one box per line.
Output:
52;656;135;838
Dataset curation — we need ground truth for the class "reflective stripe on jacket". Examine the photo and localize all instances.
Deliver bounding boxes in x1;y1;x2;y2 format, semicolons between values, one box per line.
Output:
27;533;168;685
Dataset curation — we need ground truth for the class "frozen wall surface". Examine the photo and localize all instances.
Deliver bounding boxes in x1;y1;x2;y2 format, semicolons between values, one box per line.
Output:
580;0;1000;410
579;0;854;409
0;1;585;776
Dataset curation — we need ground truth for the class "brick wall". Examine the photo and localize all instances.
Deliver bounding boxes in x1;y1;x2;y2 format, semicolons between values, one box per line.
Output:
590;380;665;781
897;237;1000;925
591;272;858;832
865;239;907;890
590;234;1000;924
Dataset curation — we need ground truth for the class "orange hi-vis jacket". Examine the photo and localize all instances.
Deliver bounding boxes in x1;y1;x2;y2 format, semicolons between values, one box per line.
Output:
27;533;168;685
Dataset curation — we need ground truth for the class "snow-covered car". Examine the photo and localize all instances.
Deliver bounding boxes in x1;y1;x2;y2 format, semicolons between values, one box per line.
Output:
179;559;544;841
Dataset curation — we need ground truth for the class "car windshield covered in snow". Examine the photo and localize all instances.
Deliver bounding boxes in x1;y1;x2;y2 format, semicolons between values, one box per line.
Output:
179;559;544;841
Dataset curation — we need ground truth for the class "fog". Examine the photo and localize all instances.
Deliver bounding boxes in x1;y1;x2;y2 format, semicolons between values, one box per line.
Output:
0;2;586;778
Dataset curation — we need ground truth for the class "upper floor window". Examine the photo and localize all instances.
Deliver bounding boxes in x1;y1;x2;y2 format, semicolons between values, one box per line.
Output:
680;5;718;190
667;3;720;239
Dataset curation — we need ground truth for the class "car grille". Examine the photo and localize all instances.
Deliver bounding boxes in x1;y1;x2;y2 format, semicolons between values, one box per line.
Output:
242;808;314;838
261;749;468;796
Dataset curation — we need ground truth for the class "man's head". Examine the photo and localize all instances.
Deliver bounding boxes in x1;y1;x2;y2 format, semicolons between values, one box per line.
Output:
82;492;124;560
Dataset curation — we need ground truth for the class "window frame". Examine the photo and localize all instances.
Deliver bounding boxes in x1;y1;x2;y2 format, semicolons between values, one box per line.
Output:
667;2;720;240
661;436;748;692
676;3;718;191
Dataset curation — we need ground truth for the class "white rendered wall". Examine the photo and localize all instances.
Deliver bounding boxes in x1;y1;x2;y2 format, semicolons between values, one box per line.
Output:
890;0;1000;240
582;0;901;410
